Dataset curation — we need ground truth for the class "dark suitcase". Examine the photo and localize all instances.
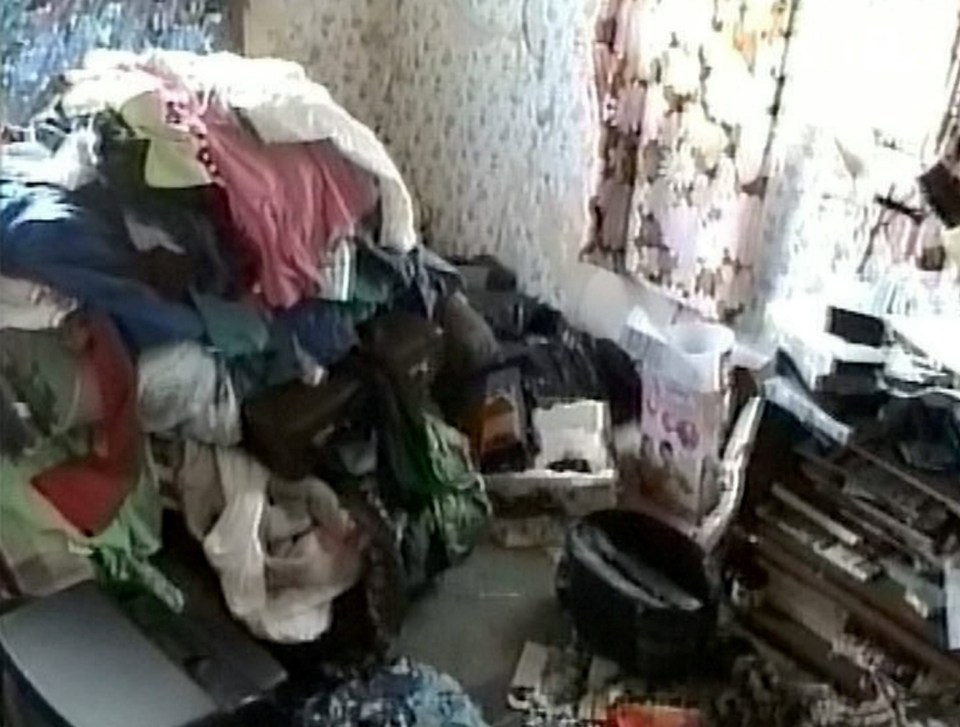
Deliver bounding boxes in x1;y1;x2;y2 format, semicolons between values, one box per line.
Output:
359;312;444;388
243;313;444;481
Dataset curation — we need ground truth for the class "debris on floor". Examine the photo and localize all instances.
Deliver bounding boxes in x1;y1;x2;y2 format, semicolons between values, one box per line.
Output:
298;658;489;727
723;296;960;726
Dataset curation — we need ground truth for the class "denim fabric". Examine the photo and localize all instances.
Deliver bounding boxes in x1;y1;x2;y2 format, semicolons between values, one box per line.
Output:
1;180;204;350
273;300;359;367
355;239;461;317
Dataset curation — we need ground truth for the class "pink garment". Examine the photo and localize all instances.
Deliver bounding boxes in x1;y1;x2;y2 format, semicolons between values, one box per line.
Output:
202;108;378;308
121;65;378;308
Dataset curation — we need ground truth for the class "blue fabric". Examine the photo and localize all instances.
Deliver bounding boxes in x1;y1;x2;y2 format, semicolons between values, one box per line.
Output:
0;180;204;350
273;300;359;367
191;291;269;358
223;302;360;401
225;326;304;402
300;658;488;727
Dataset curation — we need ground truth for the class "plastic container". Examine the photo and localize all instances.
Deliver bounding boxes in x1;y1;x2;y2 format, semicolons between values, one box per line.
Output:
666;321;735;392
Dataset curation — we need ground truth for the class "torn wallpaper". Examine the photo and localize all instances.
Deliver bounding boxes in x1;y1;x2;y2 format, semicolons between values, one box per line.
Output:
1;0;228;124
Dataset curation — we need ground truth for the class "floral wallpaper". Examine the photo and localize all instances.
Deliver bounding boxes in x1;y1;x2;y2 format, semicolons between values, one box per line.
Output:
1;0;230;124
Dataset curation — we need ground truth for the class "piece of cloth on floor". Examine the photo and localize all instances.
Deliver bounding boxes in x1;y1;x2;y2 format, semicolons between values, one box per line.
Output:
0;431;163;600
298;657;488;727
0;179;204;349
0;275;77;331
176;445;364;642
138;341;242;446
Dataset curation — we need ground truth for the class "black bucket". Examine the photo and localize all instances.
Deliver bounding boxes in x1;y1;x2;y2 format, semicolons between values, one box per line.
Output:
556;509;717;677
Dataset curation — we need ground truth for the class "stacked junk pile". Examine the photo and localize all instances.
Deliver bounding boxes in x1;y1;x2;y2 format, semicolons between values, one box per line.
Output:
0;49;498;644
497;187;960;724
0;48;641;727
3;49;960;727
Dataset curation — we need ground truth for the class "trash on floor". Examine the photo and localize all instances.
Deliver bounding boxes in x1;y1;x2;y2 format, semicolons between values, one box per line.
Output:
298;658;488;727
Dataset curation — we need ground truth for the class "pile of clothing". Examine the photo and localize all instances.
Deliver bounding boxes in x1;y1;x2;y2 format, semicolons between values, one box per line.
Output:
0;49;490;644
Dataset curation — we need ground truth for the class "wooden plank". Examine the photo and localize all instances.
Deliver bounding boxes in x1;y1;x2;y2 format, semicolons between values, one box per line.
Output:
848;442;960;518
743;605;872;700
742;527;960;684
771;482;862;546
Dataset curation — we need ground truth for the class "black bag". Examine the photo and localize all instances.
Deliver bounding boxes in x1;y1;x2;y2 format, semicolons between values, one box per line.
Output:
359;312;444;393
242;372;364;480
556;510;716;677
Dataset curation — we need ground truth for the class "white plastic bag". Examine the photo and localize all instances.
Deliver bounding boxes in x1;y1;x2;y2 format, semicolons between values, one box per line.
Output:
202;448;362;643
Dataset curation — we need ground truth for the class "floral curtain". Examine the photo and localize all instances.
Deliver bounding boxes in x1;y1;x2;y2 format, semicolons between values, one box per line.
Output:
583;0;794;321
